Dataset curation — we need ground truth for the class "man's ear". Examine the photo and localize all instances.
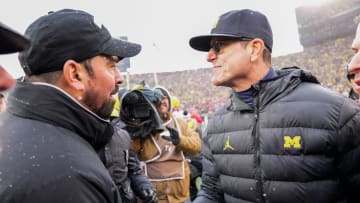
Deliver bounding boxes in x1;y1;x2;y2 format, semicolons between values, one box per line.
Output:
248;39;265;62
62;60;86;91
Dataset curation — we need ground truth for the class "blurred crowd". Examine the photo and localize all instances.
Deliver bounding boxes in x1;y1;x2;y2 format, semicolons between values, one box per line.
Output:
129;69;230;115
274;35;354;94
295;0;360;26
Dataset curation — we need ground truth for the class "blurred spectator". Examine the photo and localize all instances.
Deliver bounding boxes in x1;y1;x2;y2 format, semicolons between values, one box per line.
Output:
0;66;15;92
0;66;15;112
190;110;203;126
346;64;359;101
347;22;360;104
0;93;5;112
180;110;203;201
0;22;29;112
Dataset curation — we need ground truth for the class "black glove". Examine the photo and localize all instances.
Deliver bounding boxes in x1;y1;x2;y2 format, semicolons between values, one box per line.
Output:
161;126;180;145
139;187;158;203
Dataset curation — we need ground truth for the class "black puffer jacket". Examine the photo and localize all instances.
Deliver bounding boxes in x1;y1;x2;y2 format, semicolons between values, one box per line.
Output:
0;82;120;203
195;67;360;203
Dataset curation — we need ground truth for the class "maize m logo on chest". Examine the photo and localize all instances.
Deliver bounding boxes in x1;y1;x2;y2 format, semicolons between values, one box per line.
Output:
283;135;301;149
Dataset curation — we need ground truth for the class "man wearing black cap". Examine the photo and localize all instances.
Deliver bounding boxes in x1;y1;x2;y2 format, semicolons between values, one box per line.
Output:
190;9;360;203
0;66;15;111
0;9;141;203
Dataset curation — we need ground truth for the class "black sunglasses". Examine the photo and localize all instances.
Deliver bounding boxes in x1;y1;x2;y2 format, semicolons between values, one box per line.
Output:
347;72;355;80
210;38;253;54
345;63;356;81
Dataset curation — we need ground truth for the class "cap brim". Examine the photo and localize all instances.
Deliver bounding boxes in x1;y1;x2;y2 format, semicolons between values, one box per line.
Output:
0;22;30;54
189;34;242;52
102;37;141;58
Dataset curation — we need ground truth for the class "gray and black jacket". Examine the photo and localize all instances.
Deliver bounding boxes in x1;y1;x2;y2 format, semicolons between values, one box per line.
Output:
194;67;360;203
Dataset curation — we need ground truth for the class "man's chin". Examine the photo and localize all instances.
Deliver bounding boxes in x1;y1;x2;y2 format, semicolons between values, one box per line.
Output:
97;100;115;119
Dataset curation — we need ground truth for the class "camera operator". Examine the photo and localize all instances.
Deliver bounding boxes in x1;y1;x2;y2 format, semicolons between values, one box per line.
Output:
99;90;158;203
120;86;201;203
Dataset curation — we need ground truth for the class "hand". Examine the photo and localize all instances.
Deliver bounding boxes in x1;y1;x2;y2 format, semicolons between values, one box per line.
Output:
139;187;158;203
162;126;180;145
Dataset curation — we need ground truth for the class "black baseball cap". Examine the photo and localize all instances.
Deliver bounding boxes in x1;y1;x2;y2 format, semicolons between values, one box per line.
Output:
0;22;29;54
20;9;141;75
189;9;273;52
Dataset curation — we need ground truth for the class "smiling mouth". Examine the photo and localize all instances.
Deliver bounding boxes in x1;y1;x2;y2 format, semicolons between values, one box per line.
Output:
354;80;360;86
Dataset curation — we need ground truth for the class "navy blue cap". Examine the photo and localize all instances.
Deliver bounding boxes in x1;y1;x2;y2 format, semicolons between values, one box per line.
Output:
19;9;141;75
189;9;273;52
0;22;29;54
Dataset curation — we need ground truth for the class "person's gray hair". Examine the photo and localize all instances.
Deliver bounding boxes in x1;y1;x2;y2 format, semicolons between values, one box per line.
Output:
28;70;63;84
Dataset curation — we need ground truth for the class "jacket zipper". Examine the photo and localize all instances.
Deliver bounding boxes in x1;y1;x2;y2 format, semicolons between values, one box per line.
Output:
253;89;265;203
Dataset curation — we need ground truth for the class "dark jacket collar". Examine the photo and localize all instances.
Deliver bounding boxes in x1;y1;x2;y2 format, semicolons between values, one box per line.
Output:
7;82;113;150
227;67;320;111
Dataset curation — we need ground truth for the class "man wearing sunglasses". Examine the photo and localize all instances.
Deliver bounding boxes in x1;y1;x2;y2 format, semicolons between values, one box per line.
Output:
347;22;360;104
189;9;360;203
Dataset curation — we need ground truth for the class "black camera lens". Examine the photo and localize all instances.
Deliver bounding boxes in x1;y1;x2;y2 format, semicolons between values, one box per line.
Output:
123;91;140;104
133;104;151;119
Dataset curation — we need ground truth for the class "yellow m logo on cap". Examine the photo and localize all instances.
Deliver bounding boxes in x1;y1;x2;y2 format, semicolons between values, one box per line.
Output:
283;135;301;149
212;18;219;29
